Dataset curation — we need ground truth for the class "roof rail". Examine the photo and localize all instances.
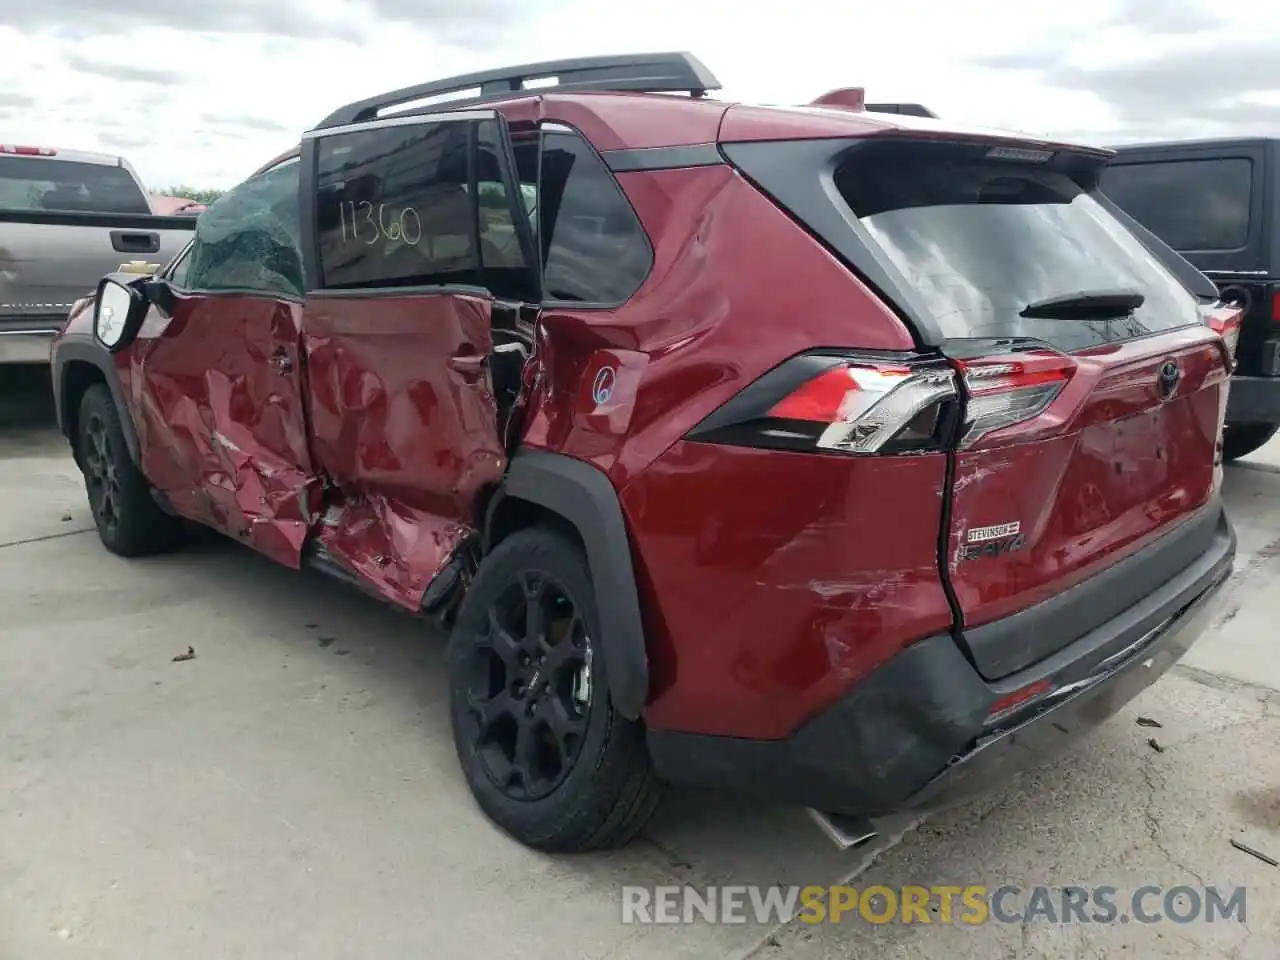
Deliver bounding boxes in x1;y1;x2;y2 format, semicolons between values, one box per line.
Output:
864;103;938;118
314;51;721;130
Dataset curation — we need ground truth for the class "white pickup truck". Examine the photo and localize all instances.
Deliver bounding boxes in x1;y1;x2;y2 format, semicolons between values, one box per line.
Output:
0;144;197;365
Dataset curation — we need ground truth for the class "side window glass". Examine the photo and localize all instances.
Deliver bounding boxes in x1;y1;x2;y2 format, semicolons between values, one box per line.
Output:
539;129;651;305
184;160;303;297
314;121;480;289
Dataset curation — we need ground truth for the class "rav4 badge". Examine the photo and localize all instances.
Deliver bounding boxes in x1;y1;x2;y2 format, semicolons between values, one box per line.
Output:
960;521;1026;562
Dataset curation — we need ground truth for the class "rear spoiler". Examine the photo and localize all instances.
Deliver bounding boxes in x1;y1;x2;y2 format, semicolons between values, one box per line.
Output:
809;88;938;117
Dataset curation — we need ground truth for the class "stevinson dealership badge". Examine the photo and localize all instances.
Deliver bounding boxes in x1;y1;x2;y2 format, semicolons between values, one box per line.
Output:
960;521;1026;561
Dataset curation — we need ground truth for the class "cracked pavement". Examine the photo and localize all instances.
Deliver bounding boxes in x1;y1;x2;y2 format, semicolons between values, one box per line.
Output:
2;365;1279;959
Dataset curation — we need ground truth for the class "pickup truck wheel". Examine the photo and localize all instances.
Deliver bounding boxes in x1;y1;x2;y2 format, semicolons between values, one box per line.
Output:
1223;423;1280;462
77;384;182;557
447;526;664;852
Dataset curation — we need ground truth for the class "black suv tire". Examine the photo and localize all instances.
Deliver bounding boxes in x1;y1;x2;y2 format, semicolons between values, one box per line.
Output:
447;526;664;851
1223;423;1280;462
77;384;183;557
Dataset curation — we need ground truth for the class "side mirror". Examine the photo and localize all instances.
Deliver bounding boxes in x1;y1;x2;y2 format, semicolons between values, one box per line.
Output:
142;276;177;318
92;276;149;353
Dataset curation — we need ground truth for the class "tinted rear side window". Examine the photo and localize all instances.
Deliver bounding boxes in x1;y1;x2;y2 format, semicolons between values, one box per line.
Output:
538;129;651;304
468;128;652;305
0;157;151;214
1101;158;1252;252
835;141;1202;351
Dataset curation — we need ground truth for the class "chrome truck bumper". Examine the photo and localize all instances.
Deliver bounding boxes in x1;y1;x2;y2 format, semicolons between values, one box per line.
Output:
0;324;61;365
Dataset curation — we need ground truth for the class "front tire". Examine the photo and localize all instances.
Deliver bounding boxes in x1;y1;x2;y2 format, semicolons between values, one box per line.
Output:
447;526;664;852
1223;422;1280;462
77;384;182;557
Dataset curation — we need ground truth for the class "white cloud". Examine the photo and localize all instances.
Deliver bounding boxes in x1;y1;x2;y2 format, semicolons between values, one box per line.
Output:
0;0;1276;190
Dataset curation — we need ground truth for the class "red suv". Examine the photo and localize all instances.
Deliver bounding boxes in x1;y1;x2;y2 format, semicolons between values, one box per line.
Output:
52;53;1240;852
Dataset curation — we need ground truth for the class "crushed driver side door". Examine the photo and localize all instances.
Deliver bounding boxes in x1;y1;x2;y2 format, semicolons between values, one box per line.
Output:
297;111;542;610
128;157;320;567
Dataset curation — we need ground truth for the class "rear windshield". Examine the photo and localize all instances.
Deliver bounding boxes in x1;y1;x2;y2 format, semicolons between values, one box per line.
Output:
1100;157;1252;252
0;156;151;215
835;141;1203;351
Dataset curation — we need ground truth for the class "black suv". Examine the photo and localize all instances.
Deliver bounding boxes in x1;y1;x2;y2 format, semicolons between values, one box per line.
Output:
1102;138;1280;460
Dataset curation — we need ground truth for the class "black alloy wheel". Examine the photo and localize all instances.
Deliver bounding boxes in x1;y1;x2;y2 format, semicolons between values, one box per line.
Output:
460;570;592;801
82;409;122;537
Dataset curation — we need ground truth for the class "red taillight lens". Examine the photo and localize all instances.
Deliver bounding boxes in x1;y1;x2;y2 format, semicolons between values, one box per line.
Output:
955;351;1075;447
1202;302;1243;360
686;353;958;456
1272;288;1280;326
0;144;56;156
767;361;957;454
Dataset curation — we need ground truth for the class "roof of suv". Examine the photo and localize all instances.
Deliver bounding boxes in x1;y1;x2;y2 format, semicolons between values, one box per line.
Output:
298;51;1111;158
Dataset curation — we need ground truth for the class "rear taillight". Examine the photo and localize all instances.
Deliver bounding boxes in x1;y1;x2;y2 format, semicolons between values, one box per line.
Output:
686;352;959;456
0;144;56;156
1272;288;1280;327
955;351;1075;447
1202;303;1243;361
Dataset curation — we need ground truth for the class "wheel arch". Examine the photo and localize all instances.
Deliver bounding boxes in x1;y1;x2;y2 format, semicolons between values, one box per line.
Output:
484;450;649;720
53;340;142;470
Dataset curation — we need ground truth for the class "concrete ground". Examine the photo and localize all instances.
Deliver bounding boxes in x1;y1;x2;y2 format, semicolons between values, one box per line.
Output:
2;363;1279;959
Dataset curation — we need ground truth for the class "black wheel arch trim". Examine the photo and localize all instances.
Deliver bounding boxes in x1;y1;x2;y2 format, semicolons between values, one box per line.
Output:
52;337;143;468
484;450;649;720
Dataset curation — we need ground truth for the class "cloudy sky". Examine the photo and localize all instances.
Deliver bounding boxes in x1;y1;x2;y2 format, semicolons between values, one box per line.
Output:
0;0;1276;192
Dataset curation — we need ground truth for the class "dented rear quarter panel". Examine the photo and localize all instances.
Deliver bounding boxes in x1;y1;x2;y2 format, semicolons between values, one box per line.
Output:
513;160;930;735
619;441;953;739
509;158;939;739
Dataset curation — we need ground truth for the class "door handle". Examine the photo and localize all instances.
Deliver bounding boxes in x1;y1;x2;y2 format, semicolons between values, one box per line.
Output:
110;230;160;254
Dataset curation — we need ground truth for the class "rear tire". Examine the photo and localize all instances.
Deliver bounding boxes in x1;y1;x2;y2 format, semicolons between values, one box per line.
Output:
1223;422;1280;462
77;384;182;557
447;526;664;852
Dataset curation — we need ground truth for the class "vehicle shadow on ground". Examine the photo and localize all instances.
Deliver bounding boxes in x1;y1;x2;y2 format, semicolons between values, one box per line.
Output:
0;364;61;458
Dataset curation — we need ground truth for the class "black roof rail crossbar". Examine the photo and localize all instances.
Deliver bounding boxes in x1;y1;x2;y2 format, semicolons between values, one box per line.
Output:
864;103;938;118
314;52;721;130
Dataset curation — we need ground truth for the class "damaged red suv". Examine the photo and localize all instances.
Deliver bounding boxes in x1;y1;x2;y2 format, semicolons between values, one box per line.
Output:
52;53;1240;852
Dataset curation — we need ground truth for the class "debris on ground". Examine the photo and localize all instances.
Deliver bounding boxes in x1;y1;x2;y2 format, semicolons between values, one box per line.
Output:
59;511;72;522
1230;838;1279;867
171;646;196;662
1136;716;1163;728
1147;737;1165;753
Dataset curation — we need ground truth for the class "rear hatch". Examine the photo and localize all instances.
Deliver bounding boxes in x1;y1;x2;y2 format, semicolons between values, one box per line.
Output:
725;130;1235;680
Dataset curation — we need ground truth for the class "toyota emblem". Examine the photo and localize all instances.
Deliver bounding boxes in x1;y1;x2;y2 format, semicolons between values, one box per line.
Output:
1156;359;1180;401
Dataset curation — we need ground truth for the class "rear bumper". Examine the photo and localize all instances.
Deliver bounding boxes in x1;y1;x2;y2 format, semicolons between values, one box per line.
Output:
646;507;1235;816
0;319;63;365
1226;375;1280;423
